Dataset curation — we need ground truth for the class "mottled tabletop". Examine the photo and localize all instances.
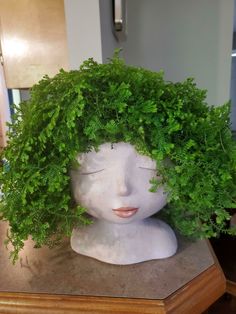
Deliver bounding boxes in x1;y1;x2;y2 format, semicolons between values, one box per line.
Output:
0;221;214;299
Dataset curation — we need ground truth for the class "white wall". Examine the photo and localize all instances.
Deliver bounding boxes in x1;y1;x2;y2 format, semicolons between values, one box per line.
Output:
64;0;121;68
231;57;236;130
121;0;234;106
231;0;236;130
64;0;234;108
64;0;103;69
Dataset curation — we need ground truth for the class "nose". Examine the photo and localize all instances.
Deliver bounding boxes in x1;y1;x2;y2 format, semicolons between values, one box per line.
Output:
116;173;132;196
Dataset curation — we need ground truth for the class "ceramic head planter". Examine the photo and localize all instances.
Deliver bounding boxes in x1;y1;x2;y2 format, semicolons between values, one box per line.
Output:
1;55;236;263
70;142;177;264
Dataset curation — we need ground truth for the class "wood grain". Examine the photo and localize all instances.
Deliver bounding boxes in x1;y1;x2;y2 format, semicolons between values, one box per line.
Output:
0;262;225;314
164;264;225;314
0;0;68;88
226;280;236;296
0;293;164;314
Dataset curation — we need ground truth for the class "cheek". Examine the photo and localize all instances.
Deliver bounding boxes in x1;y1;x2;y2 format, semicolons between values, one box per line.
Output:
134;192;166;220
74;175;110;206
152;188;167;208
134;171;157;191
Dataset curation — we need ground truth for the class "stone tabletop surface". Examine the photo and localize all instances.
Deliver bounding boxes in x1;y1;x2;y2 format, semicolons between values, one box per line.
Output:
0;221;214;299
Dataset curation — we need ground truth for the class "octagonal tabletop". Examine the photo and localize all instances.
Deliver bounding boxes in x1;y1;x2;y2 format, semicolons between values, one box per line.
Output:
0;220;217;300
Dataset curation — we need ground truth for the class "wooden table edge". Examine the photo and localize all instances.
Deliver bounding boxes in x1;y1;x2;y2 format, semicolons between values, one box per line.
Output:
0;262;225;314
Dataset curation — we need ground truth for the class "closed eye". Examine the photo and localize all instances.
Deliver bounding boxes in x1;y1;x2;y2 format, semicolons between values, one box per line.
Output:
139;167;160;175
80;169;105;175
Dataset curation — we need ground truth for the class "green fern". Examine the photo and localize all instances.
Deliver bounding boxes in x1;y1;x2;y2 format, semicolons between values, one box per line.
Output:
1;55;236;262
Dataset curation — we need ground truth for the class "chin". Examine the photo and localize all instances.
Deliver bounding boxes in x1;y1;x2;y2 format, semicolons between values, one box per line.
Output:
101;213;144;224
106;217;138;224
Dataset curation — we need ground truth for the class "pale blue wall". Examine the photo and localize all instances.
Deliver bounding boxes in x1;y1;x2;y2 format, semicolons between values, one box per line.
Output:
231;57;236;130
64;0;235;126
121;0;234;107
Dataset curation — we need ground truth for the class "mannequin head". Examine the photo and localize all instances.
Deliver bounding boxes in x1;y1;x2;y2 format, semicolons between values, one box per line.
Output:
71;142;167;224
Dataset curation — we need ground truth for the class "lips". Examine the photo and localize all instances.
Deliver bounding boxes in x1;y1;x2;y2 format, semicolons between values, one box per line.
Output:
112;207;139;218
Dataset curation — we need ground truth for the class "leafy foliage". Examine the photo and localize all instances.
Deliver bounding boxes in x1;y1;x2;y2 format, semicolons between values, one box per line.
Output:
1;54;236;262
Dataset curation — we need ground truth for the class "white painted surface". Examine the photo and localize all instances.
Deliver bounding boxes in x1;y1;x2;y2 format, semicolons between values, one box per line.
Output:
64;0;103;69
12;90;21;107
70;142;177;264
0;64;11;146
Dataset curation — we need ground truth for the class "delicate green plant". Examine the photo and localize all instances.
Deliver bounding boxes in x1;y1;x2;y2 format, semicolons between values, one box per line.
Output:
1;54;236;262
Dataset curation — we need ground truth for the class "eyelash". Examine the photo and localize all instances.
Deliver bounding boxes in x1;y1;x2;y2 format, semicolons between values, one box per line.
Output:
139;167;156;171
80;169;105;175
139;167;160;176
80;167;158;175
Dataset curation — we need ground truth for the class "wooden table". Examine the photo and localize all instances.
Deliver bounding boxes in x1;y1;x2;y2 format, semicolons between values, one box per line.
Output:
0;222;225;314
